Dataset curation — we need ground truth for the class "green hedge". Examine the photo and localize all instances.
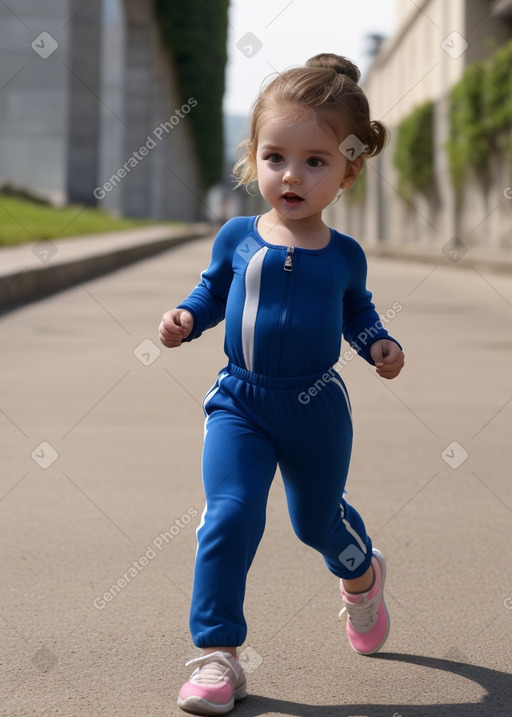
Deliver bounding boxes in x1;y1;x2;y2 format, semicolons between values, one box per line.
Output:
154;0;229;189
393;100;435;201
448;38;512;191
392;39;512;201
447;63;489;190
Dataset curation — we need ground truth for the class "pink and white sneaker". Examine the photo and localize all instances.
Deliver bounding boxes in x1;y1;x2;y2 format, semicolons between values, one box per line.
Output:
339;548;390;655
177;651;247;715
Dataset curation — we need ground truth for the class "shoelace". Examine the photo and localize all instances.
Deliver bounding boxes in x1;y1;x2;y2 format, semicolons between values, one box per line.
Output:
185;653;235;686
339;591;380;633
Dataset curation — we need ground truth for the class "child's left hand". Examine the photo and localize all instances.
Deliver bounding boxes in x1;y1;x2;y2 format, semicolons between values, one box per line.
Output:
370;339;405;379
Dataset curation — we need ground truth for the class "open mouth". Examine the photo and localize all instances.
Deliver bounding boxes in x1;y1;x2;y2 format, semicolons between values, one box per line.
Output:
281;192;304;206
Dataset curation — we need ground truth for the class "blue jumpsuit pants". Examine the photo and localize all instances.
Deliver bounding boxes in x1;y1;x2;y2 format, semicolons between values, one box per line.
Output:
190;362;373;648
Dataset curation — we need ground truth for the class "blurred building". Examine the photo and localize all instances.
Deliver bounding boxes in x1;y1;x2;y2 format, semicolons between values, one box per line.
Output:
0;0;202;220
325;0;512;251
206;114;268;223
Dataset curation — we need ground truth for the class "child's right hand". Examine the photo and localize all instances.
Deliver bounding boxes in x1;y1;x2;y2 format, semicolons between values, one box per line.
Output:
159;309;194;348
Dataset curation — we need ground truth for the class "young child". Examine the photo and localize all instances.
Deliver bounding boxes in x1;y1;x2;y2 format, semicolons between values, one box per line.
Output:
159;53;405;715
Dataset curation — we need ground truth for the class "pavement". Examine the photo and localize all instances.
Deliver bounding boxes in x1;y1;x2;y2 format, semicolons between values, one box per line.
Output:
1;230;512;716
364;240;512;274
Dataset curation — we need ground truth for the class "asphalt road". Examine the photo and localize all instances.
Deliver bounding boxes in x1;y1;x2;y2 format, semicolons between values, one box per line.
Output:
1;235;512;716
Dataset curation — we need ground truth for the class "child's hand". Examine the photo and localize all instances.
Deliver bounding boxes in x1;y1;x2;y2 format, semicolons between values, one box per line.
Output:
159;309;194;348
370;339;404;379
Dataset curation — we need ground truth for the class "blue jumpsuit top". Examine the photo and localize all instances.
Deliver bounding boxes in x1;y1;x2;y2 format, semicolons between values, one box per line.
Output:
179;215;400;379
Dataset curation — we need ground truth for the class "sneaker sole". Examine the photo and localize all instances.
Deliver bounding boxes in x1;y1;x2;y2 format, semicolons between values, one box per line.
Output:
178;684;247;715
351;548;390;656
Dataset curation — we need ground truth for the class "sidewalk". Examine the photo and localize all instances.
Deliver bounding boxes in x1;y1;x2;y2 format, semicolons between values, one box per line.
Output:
0;223;212;311
2;222;511;313
1;238;510;715
363;240;512;274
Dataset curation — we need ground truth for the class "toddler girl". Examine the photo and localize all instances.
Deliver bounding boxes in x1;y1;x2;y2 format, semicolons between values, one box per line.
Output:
159;52;405;715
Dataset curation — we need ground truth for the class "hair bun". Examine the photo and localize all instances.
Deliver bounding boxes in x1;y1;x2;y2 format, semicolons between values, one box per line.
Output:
305;53;360;84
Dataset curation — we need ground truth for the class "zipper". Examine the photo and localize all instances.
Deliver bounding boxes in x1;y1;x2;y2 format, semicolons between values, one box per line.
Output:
283;246;294;271
278;247;295;368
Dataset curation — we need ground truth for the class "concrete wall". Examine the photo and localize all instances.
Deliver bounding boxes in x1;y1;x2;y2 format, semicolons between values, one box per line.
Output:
0;0;203;221
116;0;201;221
326;0;512;253
66;0;103;205
0;1;70;205
97;0;126;217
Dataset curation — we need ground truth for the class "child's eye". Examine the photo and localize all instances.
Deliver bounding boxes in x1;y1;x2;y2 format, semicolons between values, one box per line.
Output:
265;153;283;163
307;157;324;167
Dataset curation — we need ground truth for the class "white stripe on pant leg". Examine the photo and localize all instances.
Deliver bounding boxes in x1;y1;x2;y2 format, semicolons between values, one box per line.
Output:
330;377;352;418
202;371;229;416
241;247;268;371
195;503;207;557
339;502;367;554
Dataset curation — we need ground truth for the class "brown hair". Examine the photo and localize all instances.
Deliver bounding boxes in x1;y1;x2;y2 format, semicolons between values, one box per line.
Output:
233;53;388;188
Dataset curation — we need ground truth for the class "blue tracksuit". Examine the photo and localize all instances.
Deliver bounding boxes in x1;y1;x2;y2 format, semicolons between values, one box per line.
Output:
178;215;401;648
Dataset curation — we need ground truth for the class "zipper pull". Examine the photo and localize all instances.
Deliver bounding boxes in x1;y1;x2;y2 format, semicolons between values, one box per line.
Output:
284;246;294;271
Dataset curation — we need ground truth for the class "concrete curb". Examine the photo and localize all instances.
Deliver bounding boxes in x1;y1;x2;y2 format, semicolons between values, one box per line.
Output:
0;223;212;312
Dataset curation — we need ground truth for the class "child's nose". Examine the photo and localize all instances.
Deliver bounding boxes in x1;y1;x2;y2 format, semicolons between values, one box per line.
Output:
282;167;301;184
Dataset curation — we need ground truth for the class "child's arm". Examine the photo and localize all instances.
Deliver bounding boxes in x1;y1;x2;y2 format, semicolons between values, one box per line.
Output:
159;218;243;349
342;238;404;376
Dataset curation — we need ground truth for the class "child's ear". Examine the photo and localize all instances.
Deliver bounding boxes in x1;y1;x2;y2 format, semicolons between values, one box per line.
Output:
341;157;363;189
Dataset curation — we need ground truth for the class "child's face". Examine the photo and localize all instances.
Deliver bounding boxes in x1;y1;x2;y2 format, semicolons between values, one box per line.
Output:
255;107;362;223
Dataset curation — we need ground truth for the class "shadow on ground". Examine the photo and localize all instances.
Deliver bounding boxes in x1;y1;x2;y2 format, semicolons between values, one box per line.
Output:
233;653;512;716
